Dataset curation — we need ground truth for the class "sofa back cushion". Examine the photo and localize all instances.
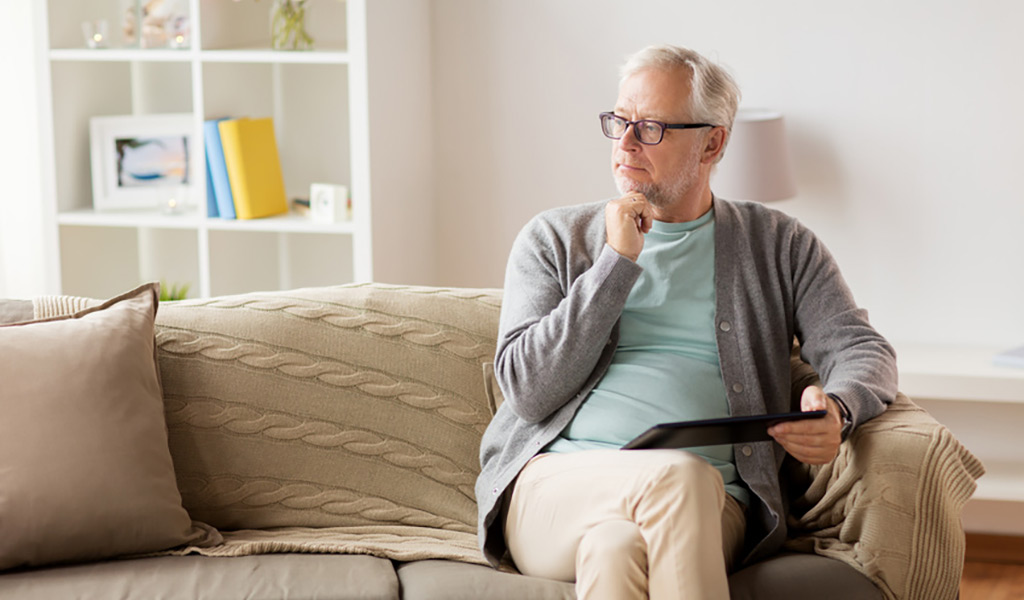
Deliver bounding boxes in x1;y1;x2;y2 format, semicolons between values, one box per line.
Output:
154;283;502;535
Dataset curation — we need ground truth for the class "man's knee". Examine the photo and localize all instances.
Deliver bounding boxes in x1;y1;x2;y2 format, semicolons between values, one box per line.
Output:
576;519;647;585
647;450;724;493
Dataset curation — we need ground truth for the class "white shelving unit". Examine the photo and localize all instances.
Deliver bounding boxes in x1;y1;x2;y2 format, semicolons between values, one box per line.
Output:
35;0;436;298
895;342;1024;533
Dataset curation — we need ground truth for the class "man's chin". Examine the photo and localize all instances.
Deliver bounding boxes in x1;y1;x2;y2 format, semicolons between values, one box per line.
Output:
614;176;649;196
616;178;675;209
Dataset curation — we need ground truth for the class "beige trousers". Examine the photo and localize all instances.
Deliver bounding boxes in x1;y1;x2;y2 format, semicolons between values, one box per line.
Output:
504;449;747;600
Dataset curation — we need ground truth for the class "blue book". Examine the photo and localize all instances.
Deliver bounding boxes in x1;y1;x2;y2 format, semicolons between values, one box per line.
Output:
204;118;236;219
204;151;219;217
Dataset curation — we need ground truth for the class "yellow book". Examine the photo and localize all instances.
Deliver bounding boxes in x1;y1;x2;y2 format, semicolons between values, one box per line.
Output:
217;117;288;220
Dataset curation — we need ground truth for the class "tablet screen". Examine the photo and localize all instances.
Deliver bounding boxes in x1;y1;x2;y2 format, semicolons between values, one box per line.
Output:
621;410;828;450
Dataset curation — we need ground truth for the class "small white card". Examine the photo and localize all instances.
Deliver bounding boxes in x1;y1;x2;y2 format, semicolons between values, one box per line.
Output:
310;183;350;223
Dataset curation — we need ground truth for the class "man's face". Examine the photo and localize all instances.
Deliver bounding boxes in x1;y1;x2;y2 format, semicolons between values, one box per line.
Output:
611;67;706;208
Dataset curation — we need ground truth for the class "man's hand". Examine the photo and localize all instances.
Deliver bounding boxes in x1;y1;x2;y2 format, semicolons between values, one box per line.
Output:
767;386;843;465
605;192;653;262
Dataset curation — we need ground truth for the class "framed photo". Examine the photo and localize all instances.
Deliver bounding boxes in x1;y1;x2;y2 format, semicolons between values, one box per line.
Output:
89;113;195;211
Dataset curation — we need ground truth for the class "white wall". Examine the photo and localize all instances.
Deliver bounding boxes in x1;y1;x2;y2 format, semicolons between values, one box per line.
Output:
0;0;49;298
431;0;1024;349
365;0;437;285
6;0;1023;349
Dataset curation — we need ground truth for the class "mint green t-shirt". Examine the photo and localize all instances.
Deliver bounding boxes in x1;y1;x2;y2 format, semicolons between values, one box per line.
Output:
546;208;749;505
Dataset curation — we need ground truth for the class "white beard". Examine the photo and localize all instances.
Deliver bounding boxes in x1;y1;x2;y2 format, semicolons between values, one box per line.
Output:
613;152;701;210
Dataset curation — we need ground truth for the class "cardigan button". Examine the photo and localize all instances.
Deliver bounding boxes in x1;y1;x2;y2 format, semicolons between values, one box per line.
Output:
741;446;753;457
719;321;732;332
732;383;744;393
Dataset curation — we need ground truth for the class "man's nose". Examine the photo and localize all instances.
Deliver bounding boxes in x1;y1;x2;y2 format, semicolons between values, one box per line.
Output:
617;124;641;151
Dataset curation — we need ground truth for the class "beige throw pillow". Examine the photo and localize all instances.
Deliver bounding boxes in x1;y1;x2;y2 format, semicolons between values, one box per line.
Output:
0;283;219;571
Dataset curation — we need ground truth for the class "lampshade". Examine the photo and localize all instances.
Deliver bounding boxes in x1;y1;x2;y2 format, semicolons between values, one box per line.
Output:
712;108;797;203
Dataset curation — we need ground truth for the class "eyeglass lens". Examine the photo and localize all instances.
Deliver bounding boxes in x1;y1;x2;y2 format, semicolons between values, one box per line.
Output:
601;114;665;144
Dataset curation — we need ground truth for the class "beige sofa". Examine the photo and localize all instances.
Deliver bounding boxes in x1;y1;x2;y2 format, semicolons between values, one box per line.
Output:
0;283;984;599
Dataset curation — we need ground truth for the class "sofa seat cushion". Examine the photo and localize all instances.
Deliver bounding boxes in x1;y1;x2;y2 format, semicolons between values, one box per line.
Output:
728;552;883;599
395;553;882;600
396;559;574;600
0;554;400;600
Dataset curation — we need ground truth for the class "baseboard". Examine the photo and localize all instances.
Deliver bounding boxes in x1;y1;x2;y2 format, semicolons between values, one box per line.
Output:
966;533;1024;564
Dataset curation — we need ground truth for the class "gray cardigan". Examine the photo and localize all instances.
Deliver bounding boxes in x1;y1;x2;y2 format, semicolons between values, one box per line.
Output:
475;197;898;567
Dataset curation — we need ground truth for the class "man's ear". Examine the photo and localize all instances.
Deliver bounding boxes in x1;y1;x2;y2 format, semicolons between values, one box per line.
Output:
702;127;728;164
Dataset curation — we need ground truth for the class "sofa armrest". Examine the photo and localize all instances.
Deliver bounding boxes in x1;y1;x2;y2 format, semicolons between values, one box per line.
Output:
783;392;985;600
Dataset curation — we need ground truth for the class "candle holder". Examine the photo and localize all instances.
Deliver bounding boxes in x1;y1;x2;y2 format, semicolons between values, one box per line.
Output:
160;189;188;215
81;19;110;49
165;16;190;49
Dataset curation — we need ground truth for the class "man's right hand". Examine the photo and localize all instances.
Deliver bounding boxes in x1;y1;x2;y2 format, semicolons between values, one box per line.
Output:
605;192;653;262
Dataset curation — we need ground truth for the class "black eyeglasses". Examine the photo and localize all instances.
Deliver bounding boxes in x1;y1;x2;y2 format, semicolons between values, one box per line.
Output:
599;112;715;145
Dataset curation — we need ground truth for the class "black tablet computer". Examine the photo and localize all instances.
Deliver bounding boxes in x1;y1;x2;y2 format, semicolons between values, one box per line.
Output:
621;410;828;450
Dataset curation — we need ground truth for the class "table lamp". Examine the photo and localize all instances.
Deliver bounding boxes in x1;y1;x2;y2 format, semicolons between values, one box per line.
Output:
712;108;797;203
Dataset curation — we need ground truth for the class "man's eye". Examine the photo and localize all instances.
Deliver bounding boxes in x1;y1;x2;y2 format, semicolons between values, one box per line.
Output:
640;122;661;136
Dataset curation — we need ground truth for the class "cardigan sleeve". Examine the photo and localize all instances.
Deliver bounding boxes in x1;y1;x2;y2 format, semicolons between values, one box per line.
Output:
789;221;898;429
493;213;641;424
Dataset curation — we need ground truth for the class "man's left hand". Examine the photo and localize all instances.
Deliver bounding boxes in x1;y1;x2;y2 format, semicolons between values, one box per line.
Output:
767;386;843;465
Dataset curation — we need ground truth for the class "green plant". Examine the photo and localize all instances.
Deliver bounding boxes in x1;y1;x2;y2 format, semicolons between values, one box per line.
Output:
251;0;313;51
270;0;313;51
158;281;191;302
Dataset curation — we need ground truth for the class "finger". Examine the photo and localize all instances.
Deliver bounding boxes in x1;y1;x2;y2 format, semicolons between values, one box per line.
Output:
771;427;841;461
776;437;838;464
769;418;834;437
613;194;652;233
617;191;648;207
770;420;841;444
609;193;645;209
782;416;837;434
628;196;651;220
771;432;833;448
638;212;653;233
610;195;650;222
801;386;828;412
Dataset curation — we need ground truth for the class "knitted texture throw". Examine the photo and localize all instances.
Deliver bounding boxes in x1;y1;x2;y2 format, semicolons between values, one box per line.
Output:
784;388;984;599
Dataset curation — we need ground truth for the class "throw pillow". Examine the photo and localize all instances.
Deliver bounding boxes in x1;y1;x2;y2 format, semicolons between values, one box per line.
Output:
0;282;219;571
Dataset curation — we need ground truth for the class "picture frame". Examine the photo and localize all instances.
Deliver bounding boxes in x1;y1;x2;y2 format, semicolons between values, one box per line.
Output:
89;113;195;211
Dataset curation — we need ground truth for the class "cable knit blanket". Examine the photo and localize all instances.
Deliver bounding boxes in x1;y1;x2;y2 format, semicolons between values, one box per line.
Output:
783;387;985;599
32;286;984;598
33;285;497;568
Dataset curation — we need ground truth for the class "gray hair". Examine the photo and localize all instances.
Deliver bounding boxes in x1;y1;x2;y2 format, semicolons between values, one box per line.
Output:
620;45;741;161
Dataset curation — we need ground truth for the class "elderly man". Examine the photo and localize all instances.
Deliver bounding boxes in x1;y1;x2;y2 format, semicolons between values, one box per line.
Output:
475;44;898;599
